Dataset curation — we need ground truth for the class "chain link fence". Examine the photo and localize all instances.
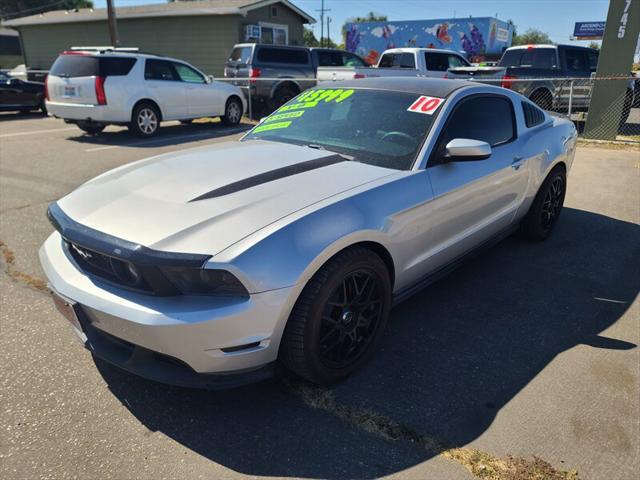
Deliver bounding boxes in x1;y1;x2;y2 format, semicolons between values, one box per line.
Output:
6;68;640;143
465;75;640;143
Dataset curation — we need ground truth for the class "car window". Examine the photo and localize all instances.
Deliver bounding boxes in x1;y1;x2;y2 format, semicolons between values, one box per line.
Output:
520;48;557;68
448;54;469;68
424;52;468;71
498;49;522;67
243;88;441;170
0;72;9;82
588;51;599;71
343;53;366;67
173;63;205;83
317;51;343;67
100;57;137;76
565;49;589;72
379;53;415;68
256;47;309;64
144;59;179;81
424;52;449;71
50;55;100;77
435;95;515;159
229;46;252;64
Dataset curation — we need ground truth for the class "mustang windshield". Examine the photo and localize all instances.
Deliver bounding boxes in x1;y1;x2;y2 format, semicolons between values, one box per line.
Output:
243;88;443;170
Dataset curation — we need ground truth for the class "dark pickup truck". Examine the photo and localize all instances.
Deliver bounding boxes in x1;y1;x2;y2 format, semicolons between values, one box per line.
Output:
224;43;367;114
448;44;636;119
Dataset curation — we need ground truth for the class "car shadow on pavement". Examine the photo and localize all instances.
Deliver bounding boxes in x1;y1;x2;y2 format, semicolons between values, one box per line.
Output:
95;207;639;479
66;121;252;149
0;111;47;121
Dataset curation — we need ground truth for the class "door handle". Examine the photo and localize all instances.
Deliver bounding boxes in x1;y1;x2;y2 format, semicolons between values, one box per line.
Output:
148;84;158;89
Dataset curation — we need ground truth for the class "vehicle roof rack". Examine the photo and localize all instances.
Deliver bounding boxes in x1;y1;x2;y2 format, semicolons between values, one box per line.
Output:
69;46;140;53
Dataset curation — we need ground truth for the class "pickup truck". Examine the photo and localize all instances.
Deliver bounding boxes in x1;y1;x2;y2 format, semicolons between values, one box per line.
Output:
224;43;368;113
446;44;636;119
317;48;471;83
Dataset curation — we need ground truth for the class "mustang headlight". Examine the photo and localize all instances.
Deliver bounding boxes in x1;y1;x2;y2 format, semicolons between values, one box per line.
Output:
161;267;249;297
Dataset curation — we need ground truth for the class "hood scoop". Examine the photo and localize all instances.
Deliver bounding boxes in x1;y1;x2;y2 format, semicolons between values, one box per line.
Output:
189;154;346;202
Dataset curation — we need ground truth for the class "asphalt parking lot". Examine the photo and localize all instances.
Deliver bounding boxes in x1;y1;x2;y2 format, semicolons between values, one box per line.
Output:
1;112;638;480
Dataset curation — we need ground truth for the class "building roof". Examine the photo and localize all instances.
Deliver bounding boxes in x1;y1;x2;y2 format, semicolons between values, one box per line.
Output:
2;0;315;27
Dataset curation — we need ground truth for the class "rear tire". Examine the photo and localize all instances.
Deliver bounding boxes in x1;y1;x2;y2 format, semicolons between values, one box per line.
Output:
269;87;297;112
279;247;392;385
77;121;105;135
129;102;160;137
520;166;566;240
221;97;242;125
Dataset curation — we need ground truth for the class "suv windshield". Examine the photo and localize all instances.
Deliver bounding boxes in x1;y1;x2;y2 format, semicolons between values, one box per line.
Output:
243;88;442;170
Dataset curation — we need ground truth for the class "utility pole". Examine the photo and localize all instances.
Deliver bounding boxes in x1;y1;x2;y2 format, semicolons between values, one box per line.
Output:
106;0;119;47
316;0;331;48
326;16;331;47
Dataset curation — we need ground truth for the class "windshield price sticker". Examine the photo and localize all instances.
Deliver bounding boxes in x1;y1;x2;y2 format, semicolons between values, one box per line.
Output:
407;96;444;115
278;89;355;112
264;110;305;123
253;121;292;133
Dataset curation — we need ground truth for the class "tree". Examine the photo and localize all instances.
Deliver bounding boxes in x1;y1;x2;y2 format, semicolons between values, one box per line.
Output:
512;28;553;46
587;41;600;50
0;1;93;19
342;11;388;43
303;27;319;47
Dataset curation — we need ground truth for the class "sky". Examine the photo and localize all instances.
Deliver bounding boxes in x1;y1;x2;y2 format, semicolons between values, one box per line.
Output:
93;0;611;47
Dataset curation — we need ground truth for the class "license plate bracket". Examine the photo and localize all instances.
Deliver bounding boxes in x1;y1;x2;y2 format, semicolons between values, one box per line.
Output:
51;290;84;337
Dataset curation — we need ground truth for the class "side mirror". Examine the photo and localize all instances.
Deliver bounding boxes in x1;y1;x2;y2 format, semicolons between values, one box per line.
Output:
443;138;491;161
7;77;20;85
207;75;214;83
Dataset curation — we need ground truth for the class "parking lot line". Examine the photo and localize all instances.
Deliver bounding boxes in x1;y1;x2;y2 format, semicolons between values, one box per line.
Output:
0;126;78;138
84;127;248;152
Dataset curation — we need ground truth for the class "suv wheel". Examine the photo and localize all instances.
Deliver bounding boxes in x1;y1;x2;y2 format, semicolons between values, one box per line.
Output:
279;247;392;385
269;87;297;112
221;97;242;125
129;103;160;137
77;121;105;135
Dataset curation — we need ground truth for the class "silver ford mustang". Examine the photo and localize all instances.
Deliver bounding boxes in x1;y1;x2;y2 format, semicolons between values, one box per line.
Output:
40;78;577;388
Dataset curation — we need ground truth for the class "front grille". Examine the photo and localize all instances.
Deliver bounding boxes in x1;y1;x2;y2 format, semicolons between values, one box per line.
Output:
66;241;155;294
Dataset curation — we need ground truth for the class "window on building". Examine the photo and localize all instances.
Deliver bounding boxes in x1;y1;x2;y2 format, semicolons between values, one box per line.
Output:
271;6;278;17
259;24;287;45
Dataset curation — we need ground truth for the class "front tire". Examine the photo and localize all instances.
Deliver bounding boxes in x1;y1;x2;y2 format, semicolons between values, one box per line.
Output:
280;247;392;385
129;102;160;137
520;166;566;240
221;97;242;125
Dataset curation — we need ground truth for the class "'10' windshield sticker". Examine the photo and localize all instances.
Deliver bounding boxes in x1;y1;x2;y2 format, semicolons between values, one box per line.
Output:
407;96;444;115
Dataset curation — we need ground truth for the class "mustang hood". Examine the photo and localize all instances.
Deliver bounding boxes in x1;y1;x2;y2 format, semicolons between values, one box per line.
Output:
57;140;394;256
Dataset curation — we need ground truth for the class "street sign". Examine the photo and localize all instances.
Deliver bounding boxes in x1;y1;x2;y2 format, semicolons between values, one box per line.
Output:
573;22;606;39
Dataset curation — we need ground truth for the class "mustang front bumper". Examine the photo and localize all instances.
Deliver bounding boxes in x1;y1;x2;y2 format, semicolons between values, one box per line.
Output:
39;232;294;388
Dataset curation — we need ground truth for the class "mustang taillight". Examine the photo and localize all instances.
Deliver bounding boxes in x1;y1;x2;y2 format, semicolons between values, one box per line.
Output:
95;76;107;105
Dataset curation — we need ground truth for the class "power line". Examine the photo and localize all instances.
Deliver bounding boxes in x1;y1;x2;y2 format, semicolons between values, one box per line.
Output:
316;0;331;47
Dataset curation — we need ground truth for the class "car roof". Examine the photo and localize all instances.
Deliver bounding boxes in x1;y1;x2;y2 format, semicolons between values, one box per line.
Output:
322;77;474;97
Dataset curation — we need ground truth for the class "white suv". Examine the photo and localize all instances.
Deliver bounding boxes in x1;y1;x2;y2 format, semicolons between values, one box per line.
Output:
46;48;246;137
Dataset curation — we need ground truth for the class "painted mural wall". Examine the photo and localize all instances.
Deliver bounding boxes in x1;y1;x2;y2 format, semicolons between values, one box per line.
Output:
345;17;513;65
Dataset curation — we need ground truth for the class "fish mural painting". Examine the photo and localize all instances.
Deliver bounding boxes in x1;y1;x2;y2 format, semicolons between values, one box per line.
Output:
345;17;513;63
